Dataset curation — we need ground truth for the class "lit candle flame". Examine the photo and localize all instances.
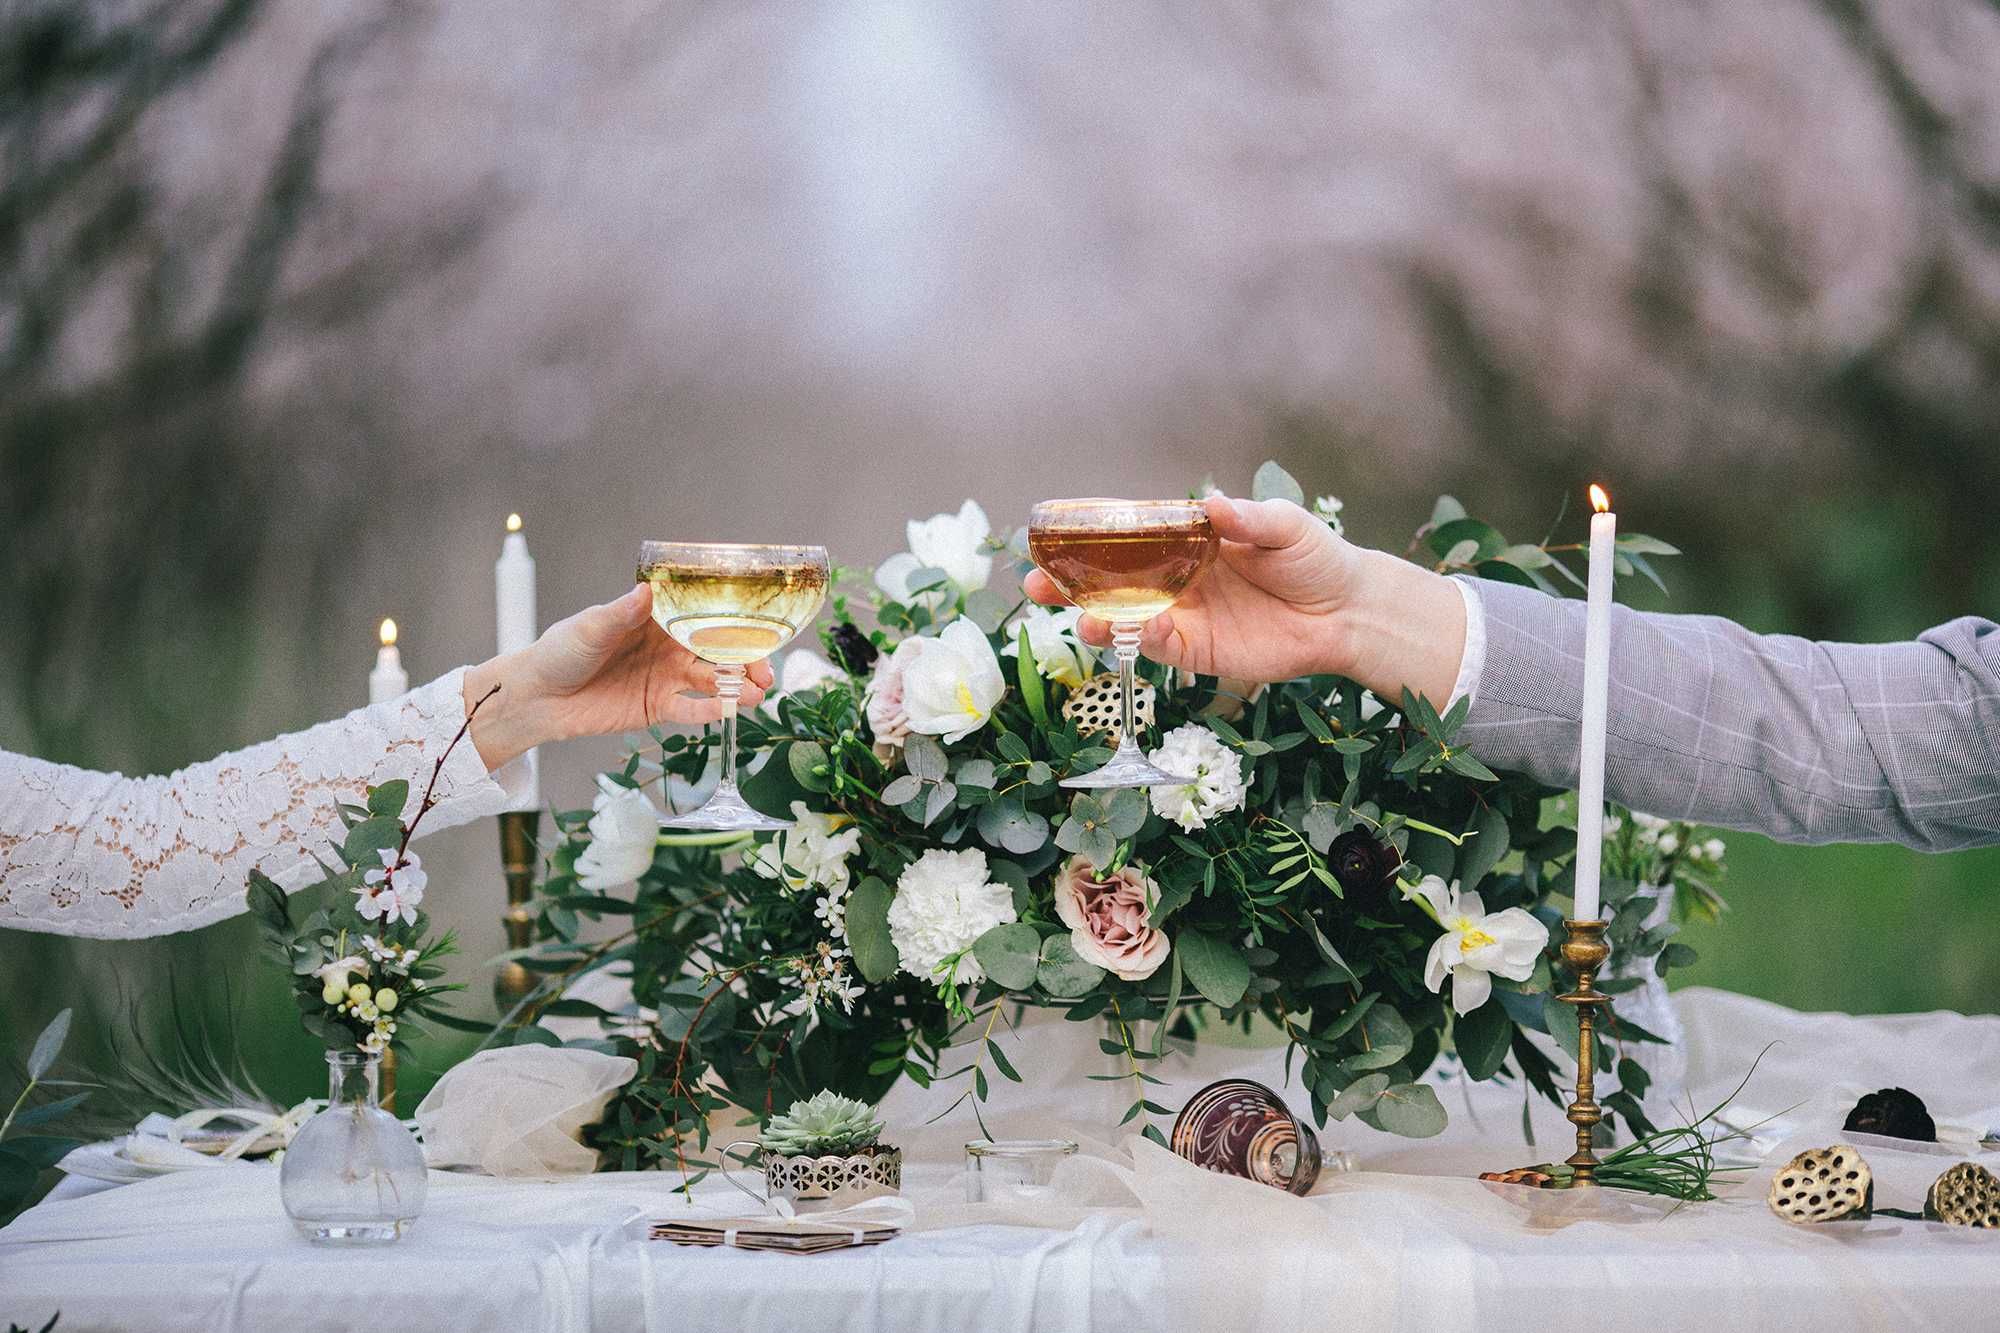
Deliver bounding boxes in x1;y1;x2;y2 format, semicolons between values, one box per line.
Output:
1588;484;1610;514
379;618;398;647
506;512;523;533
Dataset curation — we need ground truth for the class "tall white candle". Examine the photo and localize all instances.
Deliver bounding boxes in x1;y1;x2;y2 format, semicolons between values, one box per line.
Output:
495;513;541;808
369;618;408;705
1571;484;1616;923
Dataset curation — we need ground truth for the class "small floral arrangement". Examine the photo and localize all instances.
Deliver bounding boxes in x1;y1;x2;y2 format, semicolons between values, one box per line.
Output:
759;1091;886;1158
246;694;493;1054
517;463;1710;1172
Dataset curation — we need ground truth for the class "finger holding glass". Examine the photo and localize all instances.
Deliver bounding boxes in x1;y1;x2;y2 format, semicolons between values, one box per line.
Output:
637;541;829;831
1027;499;1218;788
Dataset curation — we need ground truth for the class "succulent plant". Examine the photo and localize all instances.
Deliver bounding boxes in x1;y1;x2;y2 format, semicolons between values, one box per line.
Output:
1926;1162;2000;1227
1768;1144;1873;1224
1842;1087;1937;1142
760;1091;885;1158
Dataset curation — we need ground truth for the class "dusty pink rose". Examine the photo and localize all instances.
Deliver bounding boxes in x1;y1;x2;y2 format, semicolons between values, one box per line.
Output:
1053;855;1170;982
863;638;921;750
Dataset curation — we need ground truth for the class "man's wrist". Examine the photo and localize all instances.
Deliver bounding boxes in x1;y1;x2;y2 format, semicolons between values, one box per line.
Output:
1334;549;1466;707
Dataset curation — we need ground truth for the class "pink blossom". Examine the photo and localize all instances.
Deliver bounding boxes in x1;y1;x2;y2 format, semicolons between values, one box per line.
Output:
1053;856;1170;982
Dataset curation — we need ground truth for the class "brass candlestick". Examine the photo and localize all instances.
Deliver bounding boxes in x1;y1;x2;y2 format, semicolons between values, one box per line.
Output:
493;809;543;1010
1558;919;1611;1187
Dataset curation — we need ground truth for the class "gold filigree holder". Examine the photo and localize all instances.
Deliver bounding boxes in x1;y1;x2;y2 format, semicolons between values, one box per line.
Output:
1557;919;1611;1187
493;810;543;1010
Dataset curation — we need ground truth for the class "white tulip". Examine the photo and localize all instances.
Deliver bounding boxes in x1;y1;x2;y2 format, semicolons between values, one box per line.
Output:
874;500;993;601
749;802;862;895
900;620;1007;744
1411;875;1546;1016
1002;605;1096;687
574;777;662;891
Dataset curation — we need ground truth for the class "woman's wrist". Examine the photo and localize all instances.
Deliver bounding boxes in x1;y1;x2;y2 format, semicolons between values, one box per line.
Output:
462;654;559;772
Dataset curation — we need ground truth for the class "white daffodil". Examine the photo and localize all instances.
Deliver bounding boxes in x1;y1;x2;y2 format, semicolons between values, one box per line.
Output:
885;848;1016;983
1312;494;1346;535
874;500;993;601
574;776;662;891
1001;605;1096;687
1408;875;1545;1016
1147;724;1249;831
749;802;862;895
900;619;1007;744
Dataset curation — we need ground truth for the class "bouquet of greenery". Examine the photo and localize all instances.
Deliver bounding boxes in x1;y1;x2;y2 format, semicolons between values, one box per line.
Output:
515;463;1702;1172
246;695;490;1055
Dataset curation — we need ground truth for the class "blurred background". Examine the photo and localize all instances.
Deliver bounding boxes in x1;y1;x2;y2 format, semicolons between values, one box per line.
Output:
4;0;1998;1108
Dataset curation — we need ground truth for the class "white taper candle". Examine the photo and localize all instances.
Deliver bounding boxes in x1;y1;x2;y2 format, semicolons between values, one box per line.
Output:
495;513;541;808
369;618;408;705
1571;485;1615;923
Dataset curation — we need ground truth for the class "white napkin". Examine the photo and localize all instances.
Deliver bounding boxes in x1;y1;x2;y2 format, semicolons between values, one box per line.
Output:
415;1045;636;1177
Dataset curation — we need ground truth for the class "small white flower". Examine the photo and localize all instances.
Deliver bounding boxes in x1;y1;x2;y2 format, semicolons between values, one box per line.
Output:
874;500;993;601
1146;724;1249;832
360;1030;388;1055
1001;605;1096;687
1412;876;1545;1016
814;890;851;943
574;776;662;892
900;620;1007;744
885;848;1017;983
1312;494;1345;535
356;848;425;926
1358;690;1386;722
1632;812;1670;836
1703;837;1727;861
1602;814;1623;836
1656;832;1680;856
749;802;862;895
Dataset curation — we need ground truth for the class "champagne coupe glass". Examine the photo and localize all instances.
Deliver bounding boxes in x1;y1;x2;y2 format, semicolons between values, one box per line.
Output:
1027;499;1219;788
638;540;829;831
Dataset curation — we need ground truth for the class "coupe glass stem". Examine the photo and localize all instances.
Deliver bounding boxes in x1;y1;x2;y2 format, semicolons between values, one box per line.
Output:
1113;621;1145;762
714;663;746;800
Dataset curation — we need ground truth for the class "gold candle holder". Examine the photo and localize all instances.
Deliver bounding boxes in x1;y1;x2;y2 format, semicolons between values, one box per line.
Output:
1557;919;1611;1186
493;809;543;1011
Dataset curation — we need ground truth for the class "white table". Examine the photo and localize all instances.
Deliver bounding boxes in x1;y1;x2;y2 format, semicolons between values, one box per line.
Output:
8;989;2000;1332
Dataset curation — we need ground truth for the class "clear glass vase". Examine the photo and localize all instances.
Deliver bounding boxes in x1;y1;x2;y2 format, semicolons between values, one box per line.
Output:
280;1050;427;1244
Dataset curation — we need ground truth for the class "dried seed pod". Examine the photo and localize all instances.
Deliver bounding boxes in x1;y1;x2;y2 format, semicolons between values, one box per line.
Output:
1924;1162;2000;1228
1843;1087;1937;1143
1768;1145;1873;1224
1479;1167;1558;1188
1061;673;1155;740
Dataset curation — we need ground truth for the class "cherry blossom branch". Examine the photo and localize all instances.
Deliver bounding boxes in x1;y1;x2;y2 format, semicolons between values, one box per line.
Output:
394;683;501;860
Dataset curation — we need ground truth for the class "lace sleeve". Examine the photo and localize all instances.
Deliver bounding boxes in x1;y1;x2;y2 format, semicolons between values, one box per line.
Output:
0;669;523;940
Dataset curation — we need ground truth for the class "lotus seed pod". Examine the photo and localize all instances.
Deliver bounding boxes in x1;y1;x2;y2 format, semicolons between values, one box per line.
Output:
1924;1162;2000;1227
1061;673;1155;740
1768;1145;1873;1224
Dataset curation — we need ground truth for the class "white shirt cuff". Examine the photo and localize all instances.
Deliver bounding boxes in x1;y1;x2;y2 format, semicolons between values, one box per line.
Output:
1447;577;1486;712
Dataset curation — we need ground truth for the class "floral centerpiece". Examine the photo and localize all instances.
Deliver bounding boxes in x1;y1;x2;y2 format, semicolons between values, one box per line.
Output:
514;464;1705;1172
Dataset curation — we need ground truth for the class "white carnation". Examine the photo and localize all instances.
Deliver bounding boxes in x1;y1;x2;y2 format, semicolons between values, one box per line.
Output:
574;777;662;891
749;802;862;895
885;848;1016;983
1146;723;1249;832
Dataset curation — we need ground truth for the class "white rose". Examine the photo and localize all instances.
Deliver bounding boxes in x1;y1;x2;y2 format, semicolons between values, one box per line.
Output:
885;848;1017;983
574;777;662;891
874;500;993;601
1146;723;1249;832
901;619;1007;744
863;638;922;749
749;802;862;895
1001;605;1096;687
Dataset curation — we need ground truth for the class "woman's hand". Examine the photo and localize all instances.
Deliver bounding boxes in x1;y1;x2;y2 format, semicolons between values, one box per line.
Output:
463;584;773;770
1025;494;1465;704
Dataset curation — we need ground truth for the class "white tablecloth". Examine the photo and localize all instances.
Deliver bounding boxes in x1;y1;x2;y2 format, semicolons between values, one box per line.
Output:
7;988;2000;1332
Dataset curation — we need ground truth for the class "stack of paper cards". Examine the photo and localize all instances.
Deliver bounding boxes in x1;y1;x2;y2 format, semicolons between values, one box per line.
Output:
647;1215;902;1254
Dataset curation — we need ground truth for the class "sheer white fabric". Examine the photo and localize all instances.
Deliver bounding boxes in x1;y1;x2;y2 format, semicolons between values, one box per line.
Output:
0;669;516;940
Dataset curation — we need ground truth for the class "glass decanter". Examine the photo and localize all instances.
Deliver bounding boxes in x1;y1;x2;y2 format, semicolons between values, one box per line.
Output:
280;1050;427;1244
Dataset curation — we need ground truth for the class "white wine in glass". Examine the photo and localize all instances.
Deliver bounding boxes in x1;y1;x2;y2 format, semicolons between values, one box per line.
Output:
1027;499;1218;788
638;540;829;831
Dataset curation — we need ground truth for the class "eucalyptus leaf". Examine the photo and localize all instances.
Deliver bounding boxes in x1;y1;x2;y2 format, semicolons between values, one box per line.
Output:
905;735;948;782
27;1008;72;1081
845;877;900;983
788;741;831;792
880;775;925;806
963;589;1011;634
1036;934;1107;998
972;923;1042;991
977;799;1050;854
1251;460;1306;506
366;779;410;818
1328;1071;1389;1120
341;815;403;867
1174;930;1251;1008
1453;998;1513;1081
1371;1082;1447;1137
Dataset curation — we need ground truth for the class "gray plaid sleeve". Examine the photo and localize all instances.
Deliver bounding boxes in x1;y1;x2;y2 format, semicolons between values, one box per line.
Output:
1456;577;2000;850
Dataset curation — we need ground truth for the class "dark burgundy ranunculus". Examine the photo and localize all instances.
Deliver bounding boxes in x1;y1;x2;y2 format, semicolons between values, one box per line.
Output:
1843;1087;1937;1142
828;622;879;674
1328;830;1401;900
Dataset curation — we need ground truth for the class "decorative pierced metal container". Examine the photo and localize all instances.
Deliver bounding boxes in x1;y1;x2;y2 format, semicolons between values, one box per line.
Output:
1170;1078;1322;1196
722;1141;902;1213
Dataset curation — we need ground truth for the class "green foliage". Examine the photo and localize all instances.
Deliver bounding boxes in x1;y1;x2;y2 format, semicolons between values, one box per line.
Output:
2;1009;88;1222
510;462;1709;1172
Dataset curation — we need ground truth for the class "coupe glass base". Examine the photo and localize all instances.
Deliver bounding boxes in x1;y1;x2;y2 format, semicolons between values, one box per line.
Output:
1060;746;1193;790
660;784;792;832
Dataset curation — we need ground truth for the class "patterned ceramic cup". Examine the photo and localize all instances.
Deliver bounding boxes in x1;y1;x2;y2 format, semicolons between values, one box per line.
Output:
1169;1079;1323;1195
719;1141;903;1214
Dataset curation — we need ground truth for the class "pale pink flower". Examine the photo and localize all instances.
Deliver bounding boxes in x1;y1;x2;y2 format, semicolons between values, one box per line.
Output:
1053;855;1170;982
